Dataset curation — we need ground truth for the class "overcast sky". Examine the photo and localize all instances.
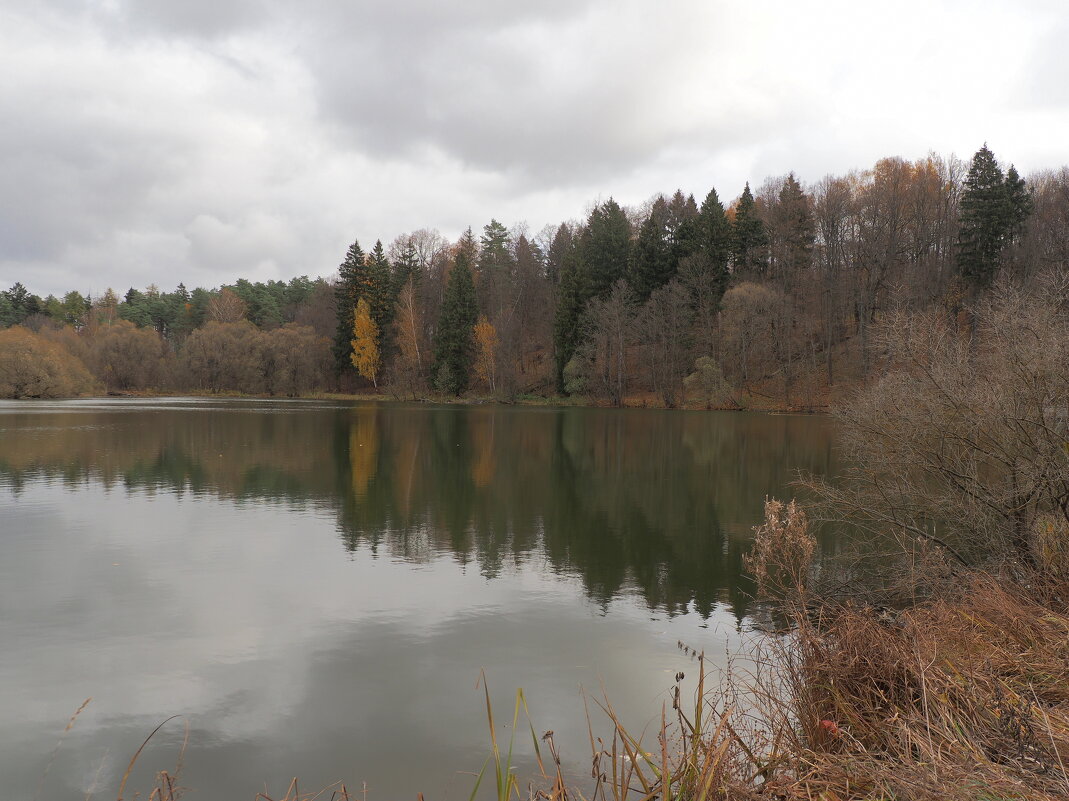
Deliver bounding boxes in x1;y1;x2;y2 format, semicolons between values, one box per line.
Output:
2;0;1066;298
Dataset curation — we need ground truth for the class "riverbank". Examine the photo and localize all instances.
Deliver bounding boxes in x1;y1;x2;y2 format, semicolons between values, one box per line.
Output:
84;386;828;414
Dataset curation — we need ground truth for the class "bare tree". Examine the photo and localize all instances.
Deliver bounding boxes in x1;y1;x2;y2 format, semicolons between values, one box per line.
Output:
804;274;1069;570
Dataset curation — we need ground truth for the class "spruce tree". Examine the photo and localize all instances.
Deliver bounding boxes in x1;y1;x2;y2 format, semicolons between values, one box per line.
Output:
333;239;368;373
695;187;732;301
956;145;1009;288
580;198;631;300
432;252;478;395
553;238;584;393
1004;164;1033;244
732;182;768;274
545;224;573;286
367;240;397;360
629;200;672;301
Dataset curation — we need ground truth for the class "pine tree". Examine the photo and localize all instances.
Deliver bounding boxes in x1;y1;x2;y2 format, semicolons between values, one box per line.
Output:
732;182;768;274
1004;164;1033;244
333;239;369;373
630;199;672;301
957;145;1008;288
695;187;732;300
580;198;631;300
432;252;478;395
553;238;584;393
545;224;573;286
774;173;815;277
367;240;397;360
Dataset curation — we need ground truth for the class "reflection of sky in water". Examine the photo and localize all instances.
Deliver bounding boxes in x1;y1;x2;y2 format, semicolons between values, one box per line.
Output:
0;400;835;800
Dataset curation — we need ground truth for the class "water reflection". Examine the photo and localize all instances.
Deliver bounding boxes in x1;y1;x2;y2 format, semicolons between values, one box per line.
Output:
0;400;837;620
0;399;838;801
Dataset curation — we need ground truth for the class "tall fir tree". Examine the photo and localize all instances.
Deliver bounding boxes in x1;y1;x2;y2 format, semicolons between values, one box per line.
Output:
367;240;398;361
773;173;815;277
553;237;585;393
956;144;1021;288
333;239;369;373
732;182;768;274
698;188;732;293
629;198;673;301
432;251;478;395
580;198;631;300
1003;164;1033;245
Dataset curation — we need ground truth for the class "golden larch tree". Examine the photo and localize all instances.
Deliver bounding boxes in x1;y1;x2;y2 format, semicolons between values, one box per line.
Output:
350;298;380;387
473;315;498;393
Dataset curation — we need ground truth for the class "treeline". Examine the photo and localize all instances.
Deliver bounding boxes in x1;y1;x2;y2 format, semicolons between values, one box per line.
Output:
1;145;1066;402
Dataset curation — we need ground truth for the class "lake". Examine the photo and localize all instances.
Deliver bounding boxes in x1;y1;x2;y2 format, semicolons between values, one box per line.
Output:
0;398;837;800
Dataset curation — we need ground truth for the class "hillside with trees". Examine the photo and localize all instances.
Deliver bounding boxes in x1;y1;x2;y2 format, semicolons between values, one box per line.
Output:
1;145;1064;403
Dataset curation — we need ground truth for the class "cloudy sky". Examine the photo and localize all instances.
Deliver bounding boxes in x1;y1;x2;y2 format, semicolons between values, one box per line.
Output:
2;0;1066;298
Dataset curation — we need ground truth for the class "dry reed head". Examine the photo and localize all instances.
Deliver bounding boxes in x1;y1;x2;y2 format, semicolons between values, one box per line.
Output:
744;498;815;603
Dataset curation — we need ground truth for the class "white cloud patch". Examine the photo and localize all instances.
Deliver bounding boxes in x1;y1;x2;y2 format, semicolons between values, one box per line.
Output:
0;0;1066;296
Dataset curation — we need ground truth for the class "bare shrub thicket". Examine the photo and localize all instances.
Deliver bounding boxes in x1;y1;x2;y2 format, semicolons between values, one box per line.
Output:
803;272;1069;571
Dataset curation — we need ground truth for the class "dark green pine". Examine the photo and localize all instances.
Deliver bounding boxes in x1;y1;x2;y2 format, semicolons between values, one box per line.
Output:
732;182;768;274
333;239;368;373
432;252;479;395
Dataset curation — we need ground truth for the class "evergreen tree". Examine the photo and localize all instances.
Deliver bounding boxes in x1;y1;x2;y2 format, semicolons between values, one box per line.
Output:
477;219;513;316
333;239;369;373
774;173;815;276
392;239;421;287
553;238;584;393
695;187;732;300
957;144;1014;288
1004;164;1033;244
732;182;768;274
432;252;478;395
630;199;672;301
580;198;631;300
545;224;573;286
367;239;397;355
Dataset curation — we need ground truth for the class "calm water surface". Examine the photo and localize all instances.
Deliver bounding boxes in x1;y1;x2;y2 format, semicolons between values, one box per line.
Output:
0;399;837;800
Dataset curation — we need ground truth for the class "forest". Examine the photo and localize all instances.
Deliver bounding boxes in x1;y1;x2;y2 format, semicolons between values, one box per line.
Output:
1;144;1065;404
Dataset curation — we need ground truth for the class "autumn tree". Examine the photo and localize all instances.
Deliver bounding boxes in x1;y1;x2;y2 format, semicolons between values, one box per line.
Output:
350;298;381;387
181;321;263;393
473;315;499;393
637;278;694;407
432;251;478;395
261;324;330;397
0;326;97;398
90;320;165;391
569;279;635;406
207;287;247;323
390;274;425;398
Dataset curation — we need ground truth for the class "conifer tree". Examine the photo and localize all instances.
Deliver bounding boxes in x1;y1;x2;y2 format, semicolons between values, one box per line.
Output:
367;240;397;360
553;237;584;393
350;297;380;387
580;198;631;299
957;145;1008;288
732;182;768;274
432;252;478;395
1003;164;1033;244
333;239;368;372
695;187;732;300
630;201;672;301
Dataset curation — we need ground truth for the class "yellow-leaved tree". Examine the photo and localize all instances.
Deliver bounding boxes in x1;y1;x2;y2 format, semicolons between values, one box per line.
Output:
350;298;380;387
473;315;498;393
